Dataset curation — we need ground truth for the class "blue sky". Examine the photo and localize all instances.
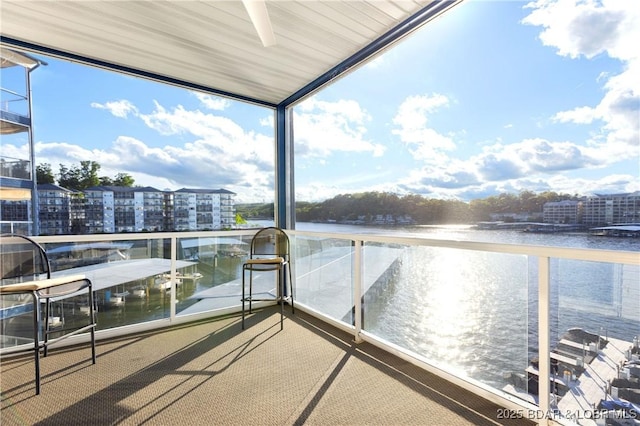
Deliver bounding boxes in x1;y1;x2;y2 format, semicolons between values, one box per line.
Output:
2;0;638;204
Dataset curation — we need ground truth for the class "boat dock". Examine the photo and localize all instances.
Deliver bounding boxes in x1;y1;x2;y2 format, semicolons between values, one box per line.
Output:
556;336;634;422
181;245;403;321
504;329;639;425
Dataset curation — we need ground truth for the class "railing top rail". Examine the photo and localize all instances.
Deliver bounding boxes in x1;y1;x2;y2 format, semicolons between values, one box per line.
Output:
27;229;639;265
288;229;640;265
32;229;260;244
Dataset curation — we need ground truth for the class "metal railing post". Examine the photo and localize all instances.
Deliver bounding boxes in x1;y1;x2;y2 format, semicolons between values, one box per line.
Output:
170;236;177;320
538;255;551;425
354;239;363;343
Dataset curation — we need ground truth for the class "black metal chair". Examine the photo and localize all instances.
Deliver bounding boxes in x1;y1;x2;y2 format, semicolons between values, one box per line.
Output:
241;227;294;330
0;233;96;394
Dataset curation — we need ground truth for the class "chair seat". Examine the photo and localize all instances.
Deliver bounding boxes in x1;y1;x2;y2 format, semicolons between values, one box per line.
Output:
0;274;88;294
244;257;285;265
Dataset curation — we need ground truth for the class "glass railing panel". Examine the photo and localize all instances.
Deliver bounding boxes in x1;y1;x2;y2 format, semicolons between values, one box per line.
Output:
548;259;640;424
361;243;532;400
292;235;355;325
175;234;252;316
0;155;31;180
0;291;92;349
0;293;37;349
42;238;173;331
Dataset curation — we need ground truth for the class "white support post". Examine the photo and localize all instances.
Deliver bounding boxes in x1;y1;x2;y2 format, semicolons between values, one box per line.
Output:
170;236;177;320
353;240;363;343
538;256;551;425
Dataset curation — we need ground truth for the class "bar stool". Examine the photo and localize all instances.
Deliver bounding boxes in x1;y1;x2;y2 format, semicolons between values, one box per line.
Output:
0;233;96;395
241;227;294;330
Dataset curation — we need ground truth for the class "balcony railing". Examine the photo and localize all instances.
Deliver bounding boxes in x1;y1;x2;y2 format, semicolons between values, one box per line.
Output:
1;229;638;425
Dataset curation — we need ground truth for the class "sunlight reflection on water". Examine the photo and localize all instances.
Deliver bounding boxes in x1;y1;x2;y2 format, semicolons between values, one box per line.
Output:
365;246;529;387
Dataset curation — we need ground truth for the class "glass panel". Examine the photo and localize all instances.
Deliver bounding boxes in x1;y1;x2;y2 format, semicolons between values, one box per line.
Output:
0;293;37;348
362;244;531;398
549;260;640;424
292;235;354;324
175;234;253;316
43;238;173;331
0;154;31;180
0;63;30;117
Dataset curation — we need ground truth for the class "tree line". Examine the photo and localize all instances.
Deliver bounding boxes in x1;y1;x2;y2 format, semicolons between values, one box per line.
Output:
37;161;579;224
36;161;135;190
238;190;581;224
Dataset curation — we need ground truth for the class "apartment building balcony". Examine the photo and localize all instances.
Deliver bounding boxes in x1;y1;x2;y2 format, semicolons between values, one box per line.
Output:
2;230;638;426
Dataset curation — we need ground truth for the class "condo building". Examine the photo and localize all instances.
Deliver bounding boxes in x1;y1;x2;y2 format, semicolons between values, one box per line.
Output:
542;200;582;225
172;188;236;231
37;183;73;235
582;191;640;226
35;184;236;235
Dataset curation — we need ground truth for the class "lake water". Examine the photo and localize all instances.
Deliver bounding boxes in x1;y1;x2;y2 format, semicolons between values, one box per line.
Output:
293;222;640;390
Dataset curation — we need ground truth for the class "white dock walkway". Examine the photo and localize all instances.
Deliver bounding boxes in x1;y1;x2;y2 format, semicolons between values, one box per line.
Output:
557;336;633;423
179;245;403;321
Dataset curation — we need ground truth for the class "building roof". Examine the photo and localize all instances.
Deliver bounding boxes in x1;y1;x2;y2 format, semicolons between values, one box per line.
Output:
0;1;462;107
84;185;162;192
176;188;236;195
591;191;640;198
37;183;72;192
51;258;197;295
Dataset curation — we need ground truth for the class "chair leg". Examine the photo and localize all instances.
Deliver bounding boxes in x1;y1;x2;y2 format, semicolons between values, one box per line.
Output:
248;270;253;314
43;298;50;357
241;267;246;330
31;291;40;395
279;266;284;330
89;286;96;364
288;263;294;314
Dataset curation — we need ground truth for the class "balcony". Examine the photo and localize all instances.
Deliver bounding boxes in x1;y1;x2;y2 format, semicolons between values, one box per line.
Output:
1;305;533;425
1;229;638;425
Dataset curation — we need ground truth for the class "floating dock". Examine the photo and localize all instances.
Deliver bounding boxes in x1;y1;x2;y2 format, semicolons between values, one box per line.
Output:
181;245;403;321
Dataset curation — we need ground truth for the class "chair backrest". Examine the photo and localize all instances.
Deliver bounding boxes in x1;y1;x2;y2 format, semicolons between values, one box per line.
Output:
0;233;51;284
250;227;290;261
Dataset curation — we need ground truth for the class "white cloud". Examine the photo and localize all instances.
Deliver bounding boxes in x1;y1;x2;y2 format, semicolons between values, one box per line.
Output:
193;92;231;111
90;99;138;118
390;131;628;200
393;93;449;130
364;54;386;70
392;93;455;164
363;0;640;201
139;101;248;142
34;98;277;202
294;97;385;158
524;0;640;148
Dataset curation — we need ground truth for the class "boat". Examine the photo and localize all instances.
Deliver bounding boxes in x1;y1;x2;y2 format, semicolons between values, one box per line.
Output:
78;304;95;315
180;272;203;282
161;272;202;282
131;285;147;298
503;328;640;424
47;316;63;328
154;276;183;291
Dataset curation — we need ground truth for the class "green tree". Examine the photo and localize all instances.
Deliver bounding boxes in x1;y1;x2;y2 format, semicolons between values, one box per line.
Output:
58;164;81;189
36;163;55;184
113;173;135;187
58;161;101;190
